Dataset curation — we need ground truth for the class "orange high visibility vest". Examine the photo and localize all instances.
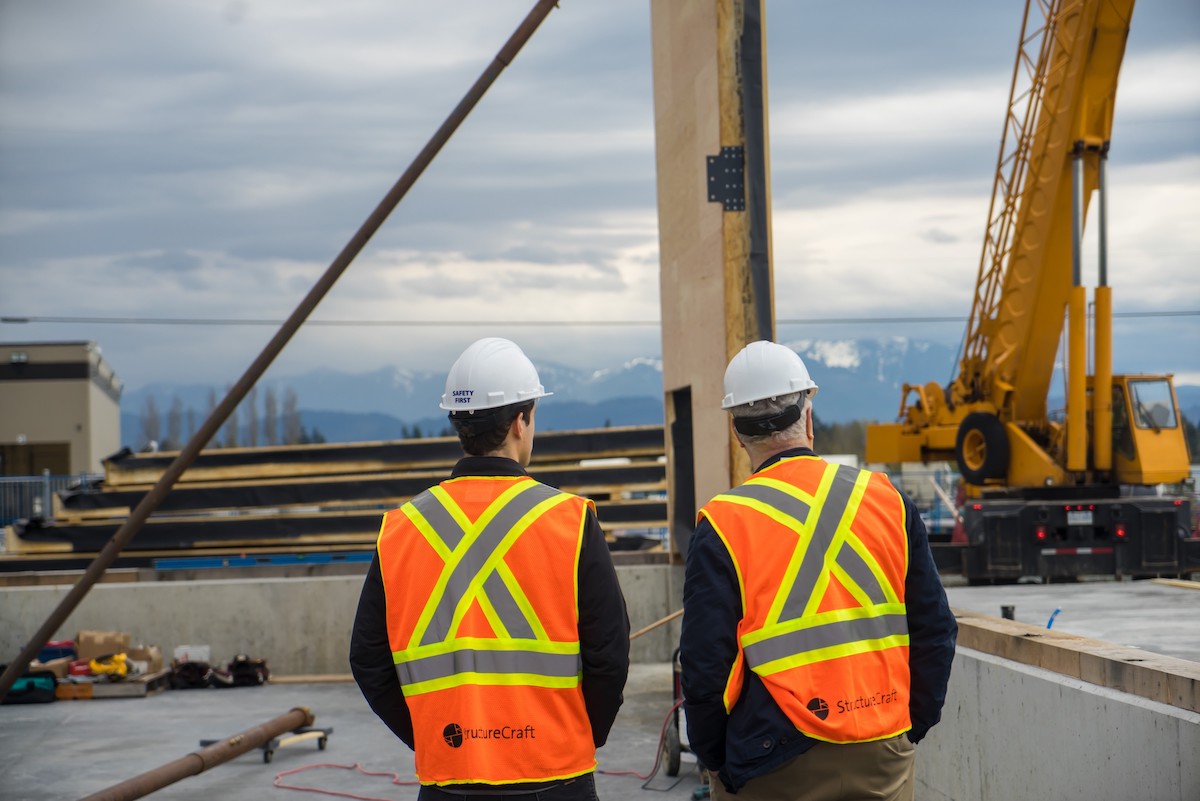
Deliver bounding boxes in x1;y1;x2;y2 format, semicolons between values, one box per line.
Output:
699;455;912;744
378;475;596;785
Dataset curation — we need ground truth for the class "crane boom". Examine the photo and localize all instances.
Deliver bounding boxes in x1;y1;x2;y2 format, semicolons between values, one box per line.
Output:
865;0;1195;582
956;0;1134;422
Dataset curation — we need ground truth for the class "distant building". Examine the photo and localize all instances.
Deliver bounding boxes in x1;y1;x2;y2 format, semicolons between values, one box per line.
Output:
0;341;122;475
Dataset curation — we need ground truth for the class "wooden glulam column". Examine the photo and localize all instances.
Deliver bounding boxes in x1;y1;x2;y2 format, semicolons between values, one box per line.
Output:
650;0;774;561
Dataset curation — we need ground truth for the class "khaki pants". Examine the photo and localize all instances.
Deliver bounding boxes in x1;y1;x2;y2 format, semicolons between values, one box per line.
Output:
710;735;915;801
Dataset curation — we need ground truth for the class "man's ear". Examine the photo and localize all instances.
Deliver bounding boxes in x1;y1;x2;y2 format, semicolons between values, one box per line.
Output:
509;411;526;439
729;417;746;451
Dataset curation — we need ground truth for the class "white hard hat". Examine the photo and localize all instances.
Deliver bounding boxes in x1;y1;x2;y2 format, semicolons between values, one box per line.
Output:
721;340;818;409
439;337;552;412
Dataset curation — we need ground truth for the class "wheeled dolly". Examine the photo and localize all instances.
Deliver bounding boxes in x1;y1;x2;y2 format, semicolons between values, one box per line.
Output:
201;725;334;763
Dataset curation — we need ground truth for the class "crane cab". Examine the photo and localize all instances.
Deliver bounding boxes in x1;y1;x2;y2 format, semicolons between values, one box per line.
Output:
1108;374;1192;486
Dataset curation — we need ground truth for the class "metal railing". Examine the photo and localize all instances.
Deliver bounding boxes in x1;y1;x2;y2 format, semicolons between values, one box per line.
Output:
0;471;103;529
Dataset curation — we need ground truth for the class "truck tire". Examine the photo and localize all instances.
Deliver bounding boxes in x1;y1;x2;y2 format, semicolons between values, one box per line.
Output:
956;412;1009;485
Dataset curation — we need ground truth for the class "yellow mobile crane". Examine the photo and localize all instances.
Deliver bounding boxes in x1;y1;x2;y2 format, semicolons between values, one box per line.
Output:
866;0;1194;581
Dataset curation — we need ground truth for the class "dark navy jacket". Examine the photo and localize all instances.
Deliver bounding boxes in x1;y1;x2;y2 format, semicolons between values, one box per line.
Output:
679;447;958;793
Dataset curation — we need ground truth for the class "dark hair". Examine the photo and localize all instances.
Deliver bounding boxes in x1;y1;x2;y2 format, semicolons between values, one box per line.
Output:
453;401;534;456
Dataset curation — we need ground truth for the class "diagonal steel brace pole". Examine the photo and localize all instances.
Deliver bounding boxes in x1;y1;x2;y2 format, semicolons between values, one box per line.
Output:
0;0;562;700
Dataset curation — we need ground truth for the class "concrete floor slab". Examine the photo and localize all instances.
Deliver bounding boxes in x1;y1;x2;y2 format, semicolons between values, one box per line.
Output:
0;663;708;801
5;576;1196;800
944;576;1200;663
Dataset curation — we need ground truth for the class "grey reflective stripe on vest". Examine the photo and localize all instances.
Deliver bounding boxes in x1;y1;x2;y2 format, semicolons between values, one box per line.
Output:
410;491;468;550
482;571;536;640
722;482;812;525
723;463;906;670
743;613;908;668
776;464;887;619
411;481;562;646
397;647;582;687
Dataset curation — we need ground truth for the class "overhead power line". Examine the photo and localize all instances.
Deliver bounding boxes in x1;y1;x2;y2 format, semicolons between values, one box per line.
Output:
2;310;1197;327
0;315;659;327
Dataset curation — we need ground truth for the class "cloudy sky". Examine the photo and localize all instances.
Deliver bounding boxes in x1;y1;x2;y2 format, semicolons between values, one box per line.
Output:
1;0;1197;395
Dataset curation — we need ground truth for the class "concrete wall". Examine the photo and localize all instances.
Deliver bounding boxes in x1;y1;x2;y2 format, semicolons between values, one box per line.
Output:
7;565;1199;800
917;647;1200;801
1;563;686;676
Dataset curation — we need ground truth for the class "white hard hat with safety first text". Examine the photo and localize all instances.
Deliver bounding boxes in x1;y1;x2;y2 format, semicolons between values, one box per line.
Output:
439;337;552;412
721;340;818;409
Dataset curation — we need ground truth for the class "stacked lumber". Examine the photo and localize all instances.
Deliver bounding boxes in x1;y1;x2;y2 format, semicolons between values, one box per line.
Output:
8;426;669;565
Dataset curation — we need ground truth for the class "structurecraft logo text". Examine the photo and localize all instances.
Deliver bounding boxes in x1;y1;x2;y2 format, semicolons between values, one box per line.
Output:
807;689;899;720
442;722;536;748
835;689;899;715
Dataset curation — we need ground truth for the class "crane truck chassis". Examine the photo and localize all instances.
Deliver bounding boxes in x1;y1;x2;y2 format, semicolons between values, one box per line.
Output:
943;373;1198;582
951;494;1195;583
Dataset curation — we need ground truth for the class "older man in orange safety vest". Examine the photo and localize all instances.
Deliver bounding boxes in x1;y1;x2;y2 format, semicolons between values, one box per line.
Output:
680;340;957;801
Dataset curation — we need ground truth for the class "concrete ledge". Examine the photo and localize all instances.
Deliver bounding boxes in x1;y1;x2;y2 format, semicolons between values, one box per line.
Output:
953;608;1200;714
918;647;1200;801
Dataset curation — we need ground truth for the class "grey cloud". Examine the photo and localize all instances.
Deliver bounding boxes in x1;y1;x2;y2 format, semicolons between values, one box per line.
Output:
117;250;206;277
1;0;1195;391
920;229;959;245
494;244;622;274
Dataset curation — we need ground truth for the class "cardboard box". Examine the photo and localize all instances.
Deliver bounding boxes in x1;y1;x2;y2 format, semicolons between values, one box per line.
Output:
127;645;163;674
76;630;131;662
30;657;72;679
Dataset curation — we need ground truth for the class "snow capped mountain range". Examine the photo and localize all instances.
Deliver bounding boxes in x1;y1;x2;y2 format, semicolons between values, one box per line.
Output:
120;337;1198;448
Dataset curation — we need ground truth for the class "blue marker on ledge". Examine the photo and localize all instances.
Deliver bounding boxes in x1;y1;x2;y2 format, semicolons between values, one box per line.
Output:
1046;608;1062;629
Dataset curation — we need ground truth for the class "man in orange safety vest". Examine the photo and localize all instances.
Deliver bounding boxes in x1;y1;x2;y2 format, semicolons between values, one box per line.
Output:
680;340;957;801
351;337;630;800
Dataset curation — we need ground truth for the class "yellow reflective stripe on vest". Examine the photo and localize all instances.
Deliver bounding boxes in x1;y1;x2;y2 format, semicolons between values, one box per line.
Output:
720;462;907;672
407;481;566;647
393;480;582;695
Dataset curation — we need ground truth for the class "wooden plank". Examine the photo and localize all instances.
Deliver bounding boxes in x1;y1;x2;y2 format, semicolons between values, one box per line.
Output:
12;426;675;568
269;674;355;684
63;461;668;514
953;608;1200;714
1150;577;1200;591
90;669;171;699
55;681;93;700
103;426;665;486
8;496;667;560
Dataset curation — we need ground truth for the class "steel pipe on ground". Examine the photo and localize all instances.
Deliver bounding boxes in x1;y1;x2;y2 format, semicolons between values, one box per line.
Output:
77;706;314;801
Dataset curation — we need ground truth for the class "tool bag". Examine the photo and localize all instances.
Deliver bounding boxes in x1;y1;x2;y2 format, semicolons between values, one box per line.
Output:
169;660;214;690
0;665;57;704
227;654;270;687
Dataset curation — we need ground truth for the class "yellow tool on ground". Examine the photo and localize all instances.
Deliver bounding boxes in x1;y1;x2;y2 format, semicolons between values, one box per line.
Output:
89;653;128;678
